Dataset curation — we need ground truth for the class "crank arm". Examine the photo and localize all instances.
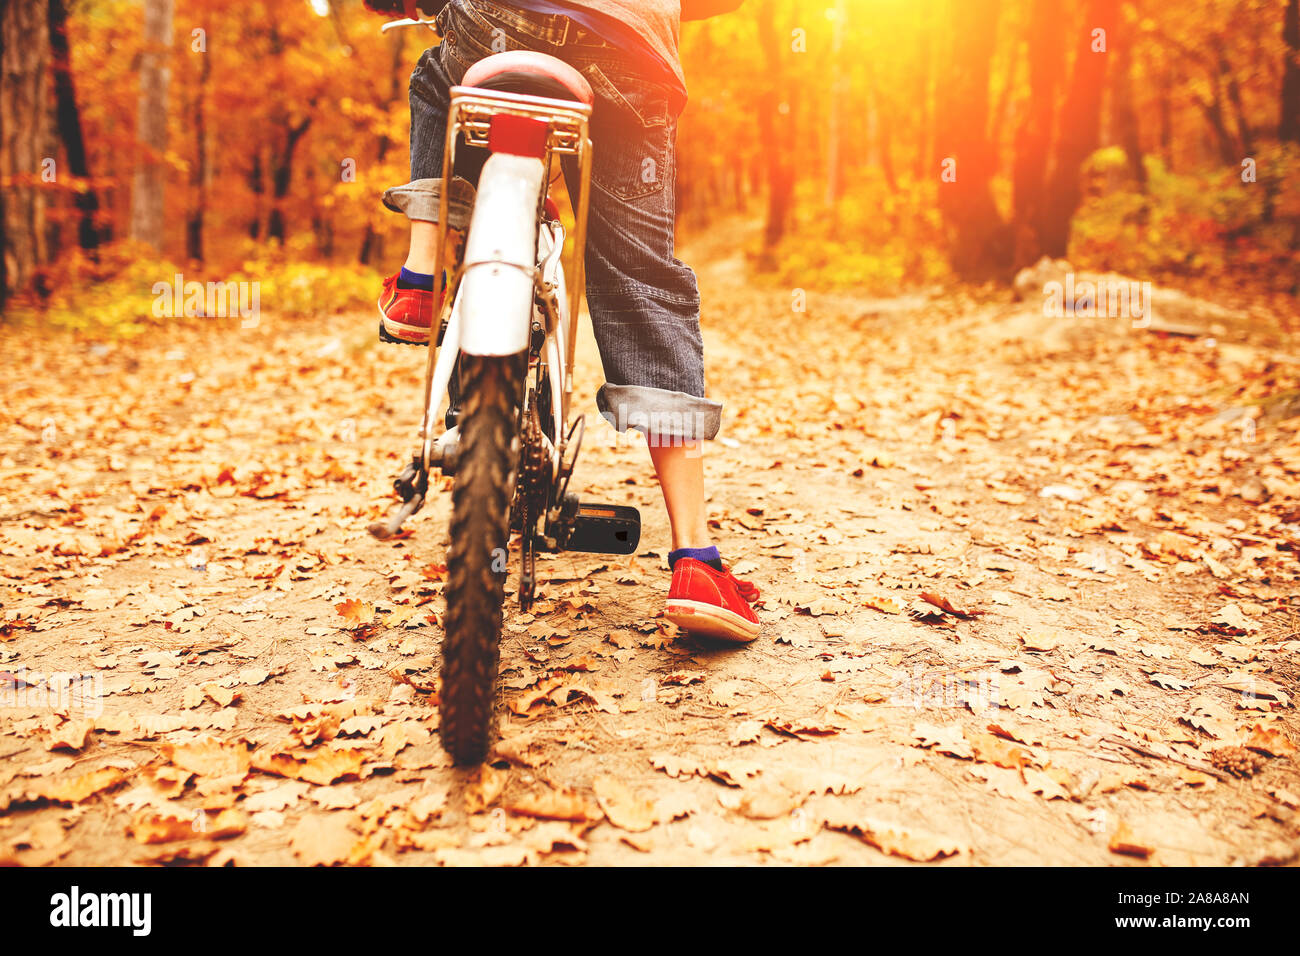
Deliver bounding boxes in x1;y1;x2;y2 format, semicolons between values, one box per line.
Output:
367;492;426;540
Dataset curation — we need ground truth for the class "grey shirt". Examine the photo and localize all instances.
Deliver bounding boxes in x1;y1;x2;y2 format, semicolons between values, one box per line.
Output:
571;1;684;89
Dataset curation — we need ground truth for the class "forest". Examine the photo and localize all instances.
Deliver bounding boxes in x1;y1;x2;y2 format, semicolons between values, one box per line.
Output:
2;0;1298;322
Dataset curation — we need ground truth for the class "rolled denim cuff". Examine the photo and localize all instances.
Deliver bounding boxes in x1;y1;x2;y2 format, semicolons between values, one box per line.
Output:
381;177;475;228
597;383;722;443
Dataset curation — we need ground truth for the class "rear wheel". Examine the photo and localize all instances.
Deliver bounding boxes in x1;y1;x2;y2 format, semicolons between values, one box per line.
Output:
440;353;525;764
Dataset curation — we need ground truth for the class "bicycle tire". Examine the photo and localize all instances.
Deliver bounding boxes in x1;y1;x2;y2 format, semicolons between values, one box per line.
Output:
440;352;525;764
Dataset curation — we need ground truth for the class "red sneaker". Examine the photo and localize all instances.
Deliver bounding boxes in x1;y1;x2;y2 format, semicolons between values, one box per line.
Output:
378;273;436;345
665;558;761;643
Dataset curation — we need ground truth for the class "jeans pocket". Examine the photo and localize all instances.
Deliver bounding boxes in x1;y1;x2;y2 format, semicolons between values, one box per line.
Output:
440;1;498;67
583;64;672;202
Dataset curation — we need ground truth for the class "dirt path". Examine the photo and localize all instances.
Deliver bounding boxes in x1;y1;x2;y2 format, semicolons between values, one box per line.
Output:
1;219;1297;866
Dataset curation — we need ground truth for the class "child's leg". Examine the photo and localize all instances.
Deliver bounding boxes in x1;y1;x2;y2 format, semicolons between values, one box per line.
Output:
404;221;440;275
648;443;710;551
402;219;465;279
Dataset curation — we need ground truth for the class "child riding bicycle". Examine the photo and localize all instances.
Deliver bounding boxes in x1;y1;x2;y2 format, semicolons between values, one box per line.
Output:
366;0;760;642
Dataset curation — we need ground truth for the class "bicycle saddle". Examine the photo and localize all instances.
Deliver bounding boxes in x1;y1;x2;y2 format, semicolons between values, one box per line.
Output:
461;50;594;106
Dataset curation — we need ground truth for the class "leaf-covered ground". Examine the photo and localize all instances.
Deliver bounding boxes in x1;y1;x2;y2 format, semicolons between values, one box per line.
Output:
2;220;1298;866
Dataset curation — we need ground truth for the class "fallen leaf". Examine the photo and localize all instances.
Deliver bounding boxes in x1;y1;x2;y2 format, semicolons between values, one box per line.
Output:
824;810;964;862
592;775;655;832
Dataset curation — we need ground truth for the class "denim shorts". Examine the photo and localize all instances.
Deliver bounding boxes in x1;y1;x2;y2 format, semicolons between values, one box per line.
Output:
398;0;721;442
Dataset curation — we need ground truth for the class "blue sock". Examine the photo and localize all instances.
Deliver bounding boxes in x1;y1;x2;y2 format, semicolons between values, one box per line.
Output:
668;545;723;572
397;266;434;291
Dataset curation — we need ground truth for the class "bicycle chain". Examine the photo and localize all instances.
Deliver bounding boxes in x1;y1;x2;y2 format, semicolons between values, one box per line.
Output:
517;399;549;610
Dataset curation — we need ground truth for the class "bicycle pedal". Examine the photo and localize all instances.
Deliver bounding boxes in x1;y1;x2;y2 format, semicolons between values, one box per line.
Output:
565;503;640;555
377;320;429;347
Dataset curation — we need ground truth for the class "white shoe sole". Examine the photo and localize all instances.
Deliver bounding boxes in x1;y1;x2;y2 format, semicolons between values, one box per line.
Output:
665;599;760;643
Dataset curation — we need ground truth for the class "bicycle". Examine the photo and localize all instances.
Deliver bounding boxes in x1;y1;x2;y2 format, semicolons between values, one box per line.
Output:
367;42;641;765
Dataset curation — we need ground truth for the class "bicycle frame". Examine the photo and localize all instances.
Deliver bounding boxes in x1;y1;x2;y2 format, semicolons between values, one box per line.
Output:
419;86;593;477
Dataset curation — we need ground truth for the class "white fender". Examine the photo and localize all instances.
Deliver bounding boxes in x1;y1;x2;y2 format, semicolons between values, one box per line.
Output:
458;152;547;356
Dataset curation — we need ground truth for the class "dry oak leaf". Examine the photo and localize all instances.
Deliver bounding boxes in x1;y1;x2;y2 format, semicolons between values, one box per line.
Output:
143;765;193;799
128;808;248;845
45;719;95;751
521;821;590;856
291;712;342;748
1178;767;1215;787
1;818;73;867
203;683;242;708
1209;604;1260;635
912;723;974;760
863;594;903;614
395;828;462;853
1019;630;1061;653
379;720;430;760
126;809;201;845
490;734;549;768
918;592;982;620
243;781;310;813
1214;675;1290;708
649;753;706;780
717;787;805;820
1180;697;1235;739
506;787;602;823
592;775;656;832
27;767;127;806
407;789;450;825
764;714;841;739
1108;821;1154;859
336;599;376;628
289;813;372;866
252;746;367;786
338;715;385;738
707;679;751;708
782;769;863;797
654;791;699;823
162;738;252;779
708;759;763;788
506;675;600;716
135;841;222;866
1023;766;1072;801
1242;722;1296;758
966;730;1028;770
464;765;510;814
823;810;965;862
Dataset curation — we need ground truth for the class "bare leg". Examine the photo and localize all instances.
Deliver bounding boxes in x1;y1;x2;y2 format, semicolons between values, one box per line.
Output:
404;220;439;274
647;442;711;551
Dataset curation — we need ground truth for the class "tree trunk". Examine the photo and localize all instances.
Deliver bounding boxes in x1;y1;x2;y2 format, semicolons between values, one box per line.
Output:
1158;62;1173;170
935;0;1011;279
1282;0;1300;144
1;0;54;305
48;0;100;253
915;13;932;179
267;118;311;243
1110;3;1146;192
129;0;173;252
1011;0;1063;267
1191;58;1239;165
1222;53;1252;156
872;77;898;194
361;28;406;265
824;0;846;208
246;154;260;240
755;0;794;256
186;45;211;262
1036;0;1118;260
